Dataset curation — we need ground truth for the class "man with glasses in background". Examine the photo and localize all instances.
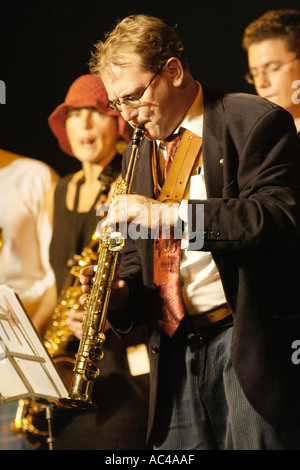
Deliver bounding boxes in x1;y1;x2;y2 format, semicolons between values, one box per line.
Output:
80;14;300;450
243;9;300;134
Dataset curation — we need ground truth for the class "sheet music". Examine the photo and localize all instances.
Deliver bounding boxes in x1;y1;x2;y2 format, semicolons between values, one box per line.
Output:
0;285;68;403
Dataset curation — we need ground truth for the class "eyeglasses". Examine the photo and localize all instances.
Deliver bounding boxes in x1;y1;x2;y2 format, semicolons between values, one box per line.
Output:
245;55;300;84
107;65;164;112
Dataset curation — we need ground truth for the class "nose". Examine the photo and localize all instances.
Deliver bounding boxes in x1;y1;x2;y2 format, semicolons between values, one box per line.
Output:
254;70;271;89
120;105;139;122
81;109;93;128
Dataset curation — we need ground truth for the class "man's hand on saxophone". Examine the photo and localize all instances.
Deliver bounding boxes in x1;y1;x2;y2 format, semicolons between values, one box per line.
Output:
79;193;181;312
65;309;86;340
66;306;113;339
101;194;180;233
79;268;129;312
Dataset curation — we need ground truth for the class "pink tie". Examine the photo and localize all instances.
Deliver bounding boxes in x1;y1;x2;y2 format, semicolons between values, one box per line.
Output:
164;128;185;179
153;129;186;337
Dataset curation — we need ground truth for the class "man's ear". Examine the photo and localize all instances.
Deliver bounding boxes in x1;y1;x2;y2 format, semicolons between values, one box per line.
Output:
165;57;184;87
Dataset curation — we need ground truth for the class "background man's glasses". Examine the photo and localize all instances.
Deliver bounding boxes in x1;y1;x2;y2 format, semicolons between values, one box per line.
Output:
245;56;300;84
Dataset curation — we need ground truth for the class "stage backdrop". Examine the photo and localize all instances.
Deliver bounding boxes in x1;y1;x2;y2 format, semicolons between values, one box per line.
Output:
1;0;299;175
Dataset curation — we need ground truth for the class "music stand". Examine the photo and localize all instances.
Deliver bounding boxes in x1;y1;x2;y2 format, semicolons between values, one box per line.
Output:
0;285;69;450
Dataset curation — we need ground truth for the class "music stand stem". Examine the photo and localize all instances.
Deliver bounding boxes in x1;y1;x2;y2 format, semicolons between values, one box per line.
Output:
45;402;56;450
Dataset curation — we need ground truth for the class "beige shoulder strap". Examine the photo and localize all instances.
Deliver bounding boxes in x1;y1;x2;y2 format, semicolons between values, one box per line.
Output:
159;130;203;203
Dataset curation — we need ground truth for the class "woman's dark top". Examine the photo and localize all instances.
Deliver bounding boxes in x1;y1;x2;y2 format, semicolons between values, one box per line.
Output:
50;156;121;294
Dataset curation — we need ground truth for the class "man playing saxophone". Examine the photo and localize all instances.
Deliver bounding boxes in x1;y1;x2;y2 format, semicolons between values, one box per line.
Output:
80;14;300;450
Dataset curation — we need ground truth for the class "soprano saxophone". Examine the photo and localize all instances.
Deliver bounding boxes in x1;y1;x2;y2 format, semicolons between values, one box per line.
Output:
60;126;144;409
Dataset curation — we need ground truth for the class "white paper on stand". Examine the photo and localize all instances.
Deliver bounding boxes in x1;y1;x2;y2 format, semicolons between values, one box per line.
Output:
0;285;68;404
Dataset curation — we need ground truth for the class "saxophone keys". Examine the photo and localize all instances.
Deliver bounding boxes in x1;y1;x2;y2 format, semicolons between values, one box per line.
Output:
89;346;104;363
84;361;100;381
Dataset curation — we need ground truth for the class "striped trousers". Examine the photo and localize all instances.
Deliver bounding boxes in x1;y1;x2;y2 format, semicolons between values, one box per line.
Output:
153;326;300;450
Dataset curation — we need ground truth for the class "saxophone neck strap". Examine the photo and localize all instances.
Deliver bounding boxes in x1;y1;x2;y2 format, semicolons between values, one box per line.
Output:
158;129;203;204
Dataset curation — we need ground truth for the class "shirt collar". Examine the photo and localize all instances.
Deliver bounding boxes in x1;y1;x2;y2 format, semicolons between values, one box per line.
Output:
157;81;204;148
180;81;203;137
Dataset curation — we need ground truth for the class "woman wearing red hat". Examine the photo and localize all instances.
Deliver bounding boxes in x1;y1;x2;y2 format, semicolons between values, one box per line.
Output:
47;74;130;298
34;75;149;450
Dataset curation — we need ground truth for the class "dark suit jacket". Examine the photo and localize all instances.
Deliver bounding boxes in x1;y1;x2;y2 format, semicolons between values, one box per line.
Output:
108;83;300;440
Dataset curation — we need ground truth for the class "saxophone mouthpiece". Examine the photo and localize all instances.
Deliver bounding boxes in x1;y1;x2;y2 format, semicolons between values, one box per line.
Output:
132;126;145;146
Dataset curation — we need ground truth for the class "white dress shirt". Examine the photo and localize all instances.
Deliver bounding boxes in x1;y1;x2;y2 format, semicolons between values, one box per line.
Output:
177;83;227;315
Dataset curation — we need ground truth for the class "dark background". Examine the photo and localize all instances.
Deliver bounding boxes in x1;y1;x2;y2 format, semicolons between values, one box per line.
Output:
1;0;299;176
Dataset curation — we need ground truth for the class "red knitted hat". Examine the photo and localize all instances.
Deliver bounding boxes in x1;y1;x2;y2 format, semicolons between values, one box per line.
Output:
48;74;130;156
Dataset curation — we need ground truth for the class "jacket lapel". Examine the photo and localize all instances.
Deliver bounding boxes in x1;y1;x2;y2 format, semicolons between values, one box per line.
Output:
202;83;224;198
